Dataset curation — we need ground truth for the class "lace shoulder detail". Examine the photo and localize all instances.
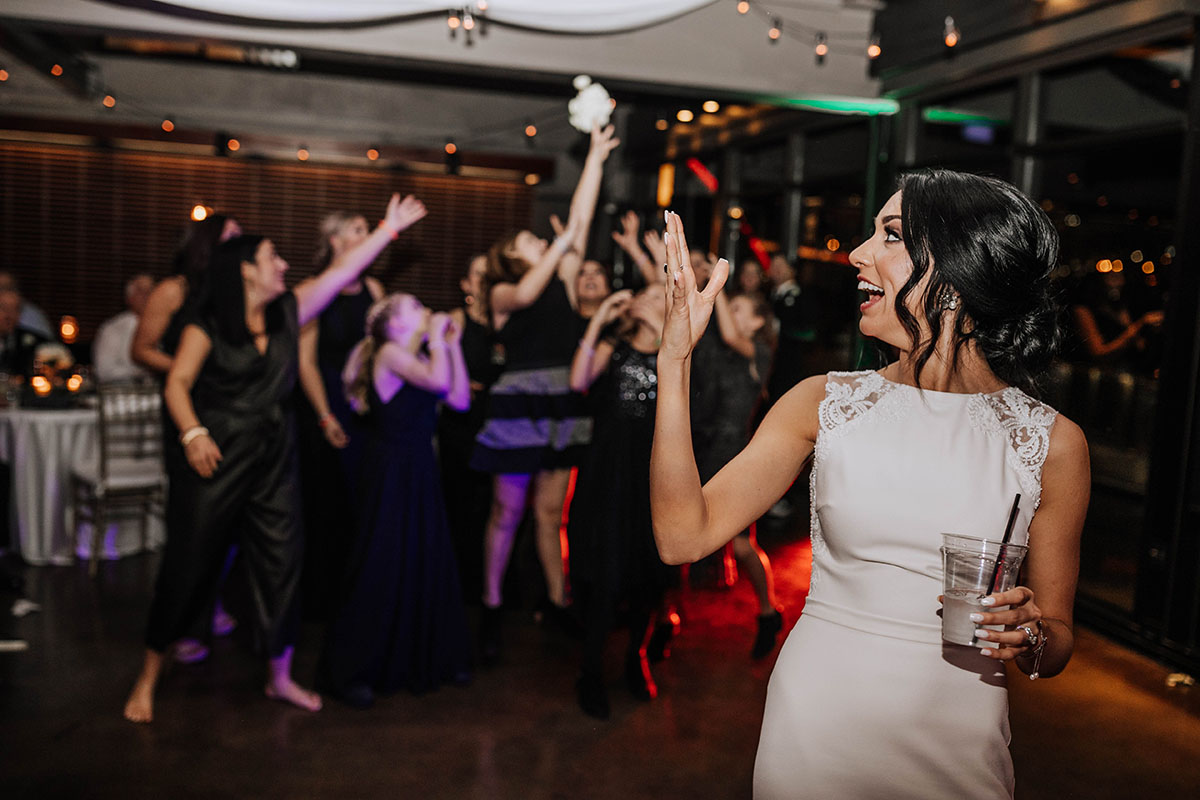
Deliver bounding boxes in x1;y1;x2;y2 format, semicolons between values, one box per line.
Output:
818;370;892;434
967;389;1058;510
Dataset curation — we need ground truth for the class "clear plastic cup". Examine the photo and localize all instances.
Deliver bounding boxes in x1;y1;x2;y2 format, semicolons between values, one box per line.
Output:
940;533;1028;647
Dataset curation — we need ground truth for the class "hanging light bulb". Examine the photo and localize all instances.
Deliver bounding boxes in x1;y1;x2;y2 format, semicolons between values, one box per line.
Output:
815;32;828;65
50;63;63;77
161;118;175;132
102;94;116;108
867;33;882;59
366;147;380;161
463;10;476;31
944;16;960;48
477;0;489;10
0;69;9;82
768;18;782;43
448;9;461;38
297;146;310;161
524;120;538;138
737;0;750;14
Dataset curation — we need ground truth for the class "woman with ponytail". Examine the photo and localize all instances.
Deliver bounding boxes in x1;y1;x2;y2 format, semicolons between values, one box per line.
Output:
470;125;618;662
651;170;1089;798
321;294;472;707
123;193;427;724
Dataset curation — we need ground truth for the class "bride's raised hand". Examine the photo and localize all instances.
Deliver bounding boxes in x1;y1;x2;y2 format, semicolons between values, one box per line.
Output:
660;210;728;362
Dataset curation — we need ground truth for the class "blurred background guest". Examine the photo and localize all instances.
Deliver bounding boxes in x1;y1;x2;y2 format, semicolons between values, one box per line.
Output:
295;210;385;620
0;288;48;377
93;274;154;383
0;271;53;340
439;254;501;603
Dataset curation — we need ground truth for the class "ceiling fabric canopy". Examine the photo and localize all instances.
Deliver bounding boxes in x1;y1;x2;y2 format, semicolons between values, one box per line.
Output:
120;0;716;33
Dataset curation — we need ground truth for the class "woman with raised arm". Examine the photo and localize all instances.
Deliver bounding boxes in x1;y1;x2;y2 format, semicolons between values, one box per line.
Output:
296;210;386;618
321;295;472;707
123;194;427;724
470;125;618;662
651;171;1090;799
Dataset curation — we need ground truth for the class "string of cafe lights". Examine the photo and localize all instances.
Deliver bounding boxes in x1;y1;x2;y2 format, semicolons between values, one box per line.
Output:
0;51;557;171
733;1;969;62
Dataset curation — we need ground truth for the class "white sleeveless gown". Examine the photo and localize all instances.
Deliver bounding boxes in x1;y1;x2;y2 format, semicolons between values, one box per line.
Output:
753;370;1058;800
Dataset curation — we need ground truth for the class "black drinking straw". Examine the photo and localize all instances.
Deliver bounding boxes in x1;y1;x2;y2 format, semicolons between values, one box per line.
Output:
988;493;1023;594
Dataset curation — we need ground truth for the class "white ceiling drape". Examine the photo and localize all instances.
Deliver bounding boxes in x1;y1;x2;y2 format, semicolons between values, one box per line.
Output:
125;1;716;33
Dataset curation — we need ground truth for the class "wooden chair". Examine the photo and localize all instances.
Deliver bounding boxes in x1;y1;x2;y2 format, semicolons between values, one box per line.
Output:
70;380;166;576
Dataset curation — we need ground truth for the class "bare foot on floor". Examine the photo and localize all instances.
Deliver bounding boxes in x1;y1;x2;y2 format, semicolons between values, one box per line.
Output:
123;680;155;723
264;678;323;712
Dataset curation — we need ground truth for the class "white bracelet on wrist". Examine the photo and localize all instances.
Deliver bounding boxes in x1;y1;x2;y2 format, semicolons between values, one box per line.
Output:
179;425;210;447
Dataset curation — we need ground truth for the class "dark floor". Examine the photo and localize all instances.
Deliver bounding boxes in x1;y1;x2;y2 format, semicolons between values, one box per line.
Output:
2;519;1199;799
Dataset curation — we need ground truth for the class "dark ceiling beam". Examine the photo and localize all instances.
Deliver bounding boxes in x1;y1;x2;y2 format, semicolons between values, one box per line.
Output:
0;23;94;98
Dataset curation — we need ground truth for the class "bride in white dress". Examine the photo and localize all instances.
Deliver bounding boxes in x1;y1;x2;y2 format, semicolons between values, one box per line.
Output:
650;169;1090;799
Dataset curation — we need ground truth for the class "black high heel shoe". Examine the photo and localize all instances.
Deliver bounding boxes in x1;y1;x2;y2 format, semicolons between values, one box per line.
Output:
751;609;784;660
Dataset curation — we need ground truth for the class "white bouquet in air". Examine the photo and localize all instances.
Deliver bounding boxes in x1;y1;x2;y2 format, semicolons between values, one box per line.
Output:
568;75;614;133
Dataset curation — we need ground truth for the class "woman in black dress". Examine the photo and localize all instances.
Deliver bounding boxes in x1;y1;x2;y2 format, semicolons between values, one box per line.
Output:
322;294;472;707
123;193;427;723
131;212;242;663
693;283;785;659
296;210;385;618
470;125;617;659
439;254;501;601
568;285;671;718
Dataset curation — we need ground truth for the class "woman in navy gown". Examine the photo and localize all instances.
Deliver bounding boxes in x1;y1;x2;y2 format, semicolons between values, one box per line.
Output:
322;294;472;707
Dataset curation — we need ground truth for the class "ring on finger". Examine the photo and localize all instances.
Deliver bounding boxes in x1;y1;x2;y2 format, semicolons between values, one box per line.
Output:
1017;625;1039;648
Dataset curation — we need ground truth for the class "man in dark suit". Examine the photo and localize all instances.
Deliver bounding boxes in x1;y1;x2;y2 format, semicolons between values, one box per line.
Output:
0;289;47;377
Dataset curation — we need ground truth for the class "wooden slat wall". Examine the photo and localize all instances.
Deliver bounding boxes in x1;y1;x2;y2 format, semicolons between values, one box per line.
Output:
0;142;533;340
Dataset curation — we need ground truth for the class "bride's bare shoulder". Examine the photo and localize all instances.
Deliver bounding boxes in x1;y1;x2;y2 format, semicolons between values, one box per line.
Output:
763;374;828;445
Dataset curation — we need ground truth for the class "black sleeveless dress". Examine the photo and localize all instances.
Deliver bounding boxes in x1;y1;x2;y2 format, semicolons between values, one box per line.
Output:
436;313;500;600
568;342;672;606
471;278;589;473
297;288;373;617
322;379;473;695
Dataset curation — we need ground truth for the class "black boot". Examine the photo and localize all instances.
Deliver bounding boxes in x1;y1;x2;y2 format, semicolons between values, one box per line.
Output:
751;609;784;659
576;671;610;720
479;605;503;667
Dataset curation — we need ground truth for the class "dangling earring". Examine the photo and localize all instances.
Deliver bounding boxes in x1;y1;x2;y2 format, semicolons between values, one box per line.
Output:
937;286;960;312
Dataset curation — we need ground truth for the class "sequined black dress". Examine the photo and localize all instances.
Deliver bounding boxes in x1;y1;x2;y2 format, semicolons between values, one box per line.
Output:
568;342;672;605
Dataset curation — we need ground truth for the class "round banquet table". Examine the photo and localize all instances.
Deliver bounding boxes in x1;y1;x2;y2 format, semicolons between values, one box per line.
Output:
0;406;165;566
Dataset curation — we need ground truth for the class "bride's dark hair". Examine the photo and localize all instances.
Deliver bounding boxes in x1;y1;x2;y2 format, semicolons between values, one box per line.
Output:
895;169;1061;395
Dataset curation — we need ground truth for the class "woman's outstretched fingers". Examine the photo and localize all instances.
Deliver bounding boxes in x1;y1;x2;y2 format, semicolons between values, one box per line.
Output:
702;258;730;299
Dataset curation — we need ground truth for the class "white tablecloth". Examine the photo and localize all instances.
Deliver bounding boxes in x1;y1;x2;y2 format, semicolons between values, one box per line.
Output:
0;407;165;566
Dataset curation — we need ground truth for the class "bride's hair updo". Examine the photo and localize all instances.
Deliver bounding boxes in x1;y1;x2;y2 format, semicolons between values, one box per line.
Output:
896;169;1061;395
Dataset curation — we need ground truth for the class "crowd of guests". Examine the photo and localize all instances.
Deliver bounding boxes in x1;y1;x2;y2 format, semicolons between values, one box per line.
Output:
103;126;833;725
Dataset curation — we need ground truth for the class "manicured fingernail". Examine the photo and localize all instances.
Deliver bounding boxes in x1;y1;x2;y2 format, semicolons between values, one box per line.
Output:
664;210;670;224
980;648;993;656
980;596;996;606
974;629;990;639
969;613;984;623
